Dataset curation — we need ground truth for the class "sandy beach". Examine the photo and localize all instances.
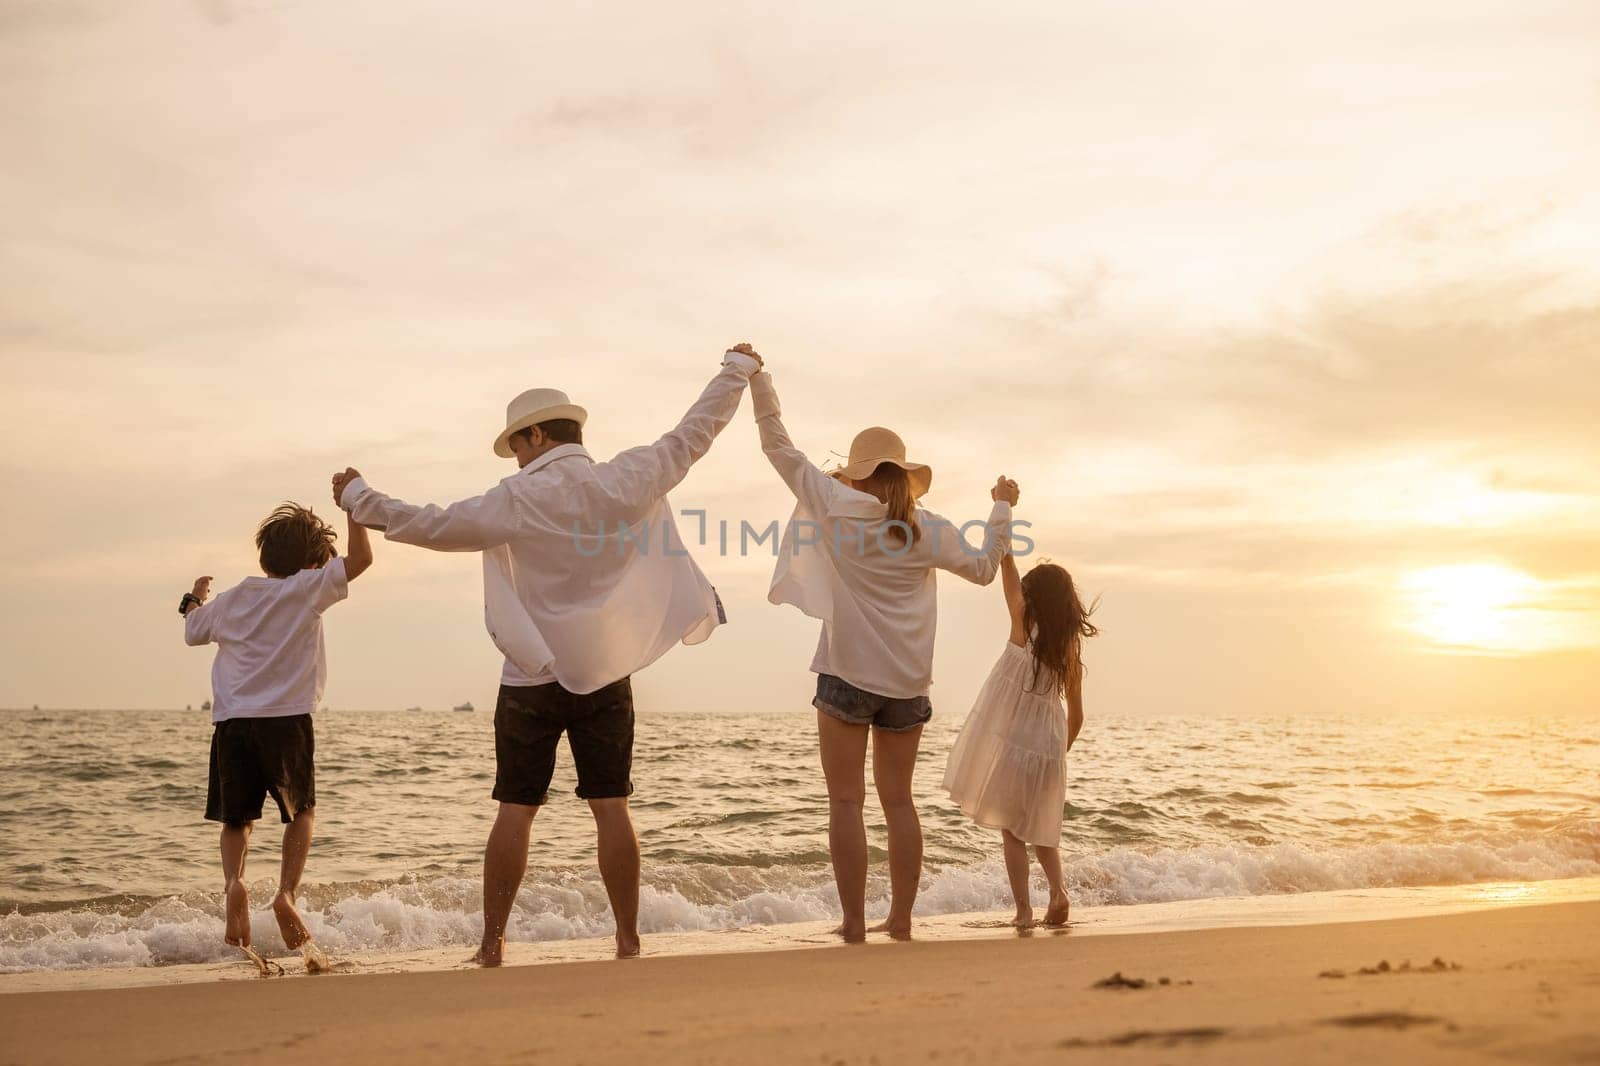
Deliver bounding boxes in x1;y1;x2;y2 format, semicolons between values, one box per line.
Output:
3;897;1596;1066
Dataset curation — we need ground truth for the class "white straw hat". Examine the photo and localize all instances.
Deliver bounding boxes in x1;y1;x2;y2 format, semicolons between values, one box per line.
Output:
492;388;588;458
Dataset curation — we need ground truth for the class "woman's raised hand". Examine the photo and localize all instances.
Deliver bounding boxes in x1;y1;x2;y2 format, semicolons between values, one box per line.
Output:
728;342;763;368
992;476;1020;506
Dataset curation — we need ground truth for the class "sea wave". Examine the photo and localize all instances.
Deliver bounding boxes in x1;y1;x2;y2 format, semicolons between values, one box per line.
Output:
5;821;1596;973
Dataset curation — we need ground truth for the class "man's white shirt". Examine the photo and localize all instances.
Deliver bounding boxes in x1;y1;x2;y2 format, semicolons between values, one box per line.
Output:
337;353;761;694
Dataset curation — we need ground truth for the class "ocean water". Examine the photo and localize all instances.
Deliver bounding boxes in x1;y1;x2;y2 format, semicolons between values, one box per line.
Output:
1;707;1596;973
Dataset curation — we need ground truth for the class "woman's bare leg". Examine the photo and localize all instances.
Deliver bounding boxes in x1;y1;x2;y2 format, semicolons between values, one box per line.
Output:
1002;830;1033;927
868;724;924;940
817;710;870;942
1036;844;1070;925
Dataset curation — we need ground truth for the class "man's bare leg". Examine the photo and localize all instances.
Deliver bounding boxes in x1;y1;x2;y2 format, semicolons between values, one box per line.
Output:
817;711;870;942
867;724;923;940
476;802;537;967
589;798;641;958
271;808;328;971
221;822;253;947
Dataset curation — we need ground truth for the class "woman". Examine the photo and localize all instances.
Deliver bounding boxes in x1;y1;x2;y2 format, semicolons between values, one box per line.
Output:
750;363;1018;940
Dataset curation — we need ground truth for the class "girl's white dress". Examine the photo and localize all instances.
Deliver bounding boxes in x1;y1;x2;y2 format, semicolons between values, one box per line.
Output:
942;642;1068;847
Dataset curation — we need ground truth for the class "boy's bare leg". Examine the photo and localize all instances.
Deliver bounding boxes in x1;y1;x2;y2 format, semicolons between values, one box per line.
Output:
271;808;328;971
475;802;537;967
1001;830;1034;927
221;822;253;946
1035;844;1070;925
590;798;641;958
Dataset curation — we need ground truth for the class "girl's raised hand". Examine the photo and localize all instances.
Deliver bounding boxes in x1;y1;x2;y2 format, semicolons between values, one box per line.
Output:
992;476;1020;505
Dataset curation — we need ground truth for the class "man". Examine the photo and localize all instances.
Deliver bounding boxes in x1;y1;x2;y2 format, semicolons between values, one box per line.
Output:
331;343;762;962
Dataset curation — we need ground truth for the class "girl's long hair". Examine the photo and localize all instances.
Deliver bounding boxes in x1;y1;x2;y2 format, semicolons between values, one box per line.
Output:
1021;562;1098;697
838;462;922;547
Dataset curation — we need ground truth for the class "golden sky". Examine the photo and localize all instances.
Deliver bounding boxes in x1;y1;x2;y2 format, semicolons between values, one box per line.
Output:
2;1;1597;716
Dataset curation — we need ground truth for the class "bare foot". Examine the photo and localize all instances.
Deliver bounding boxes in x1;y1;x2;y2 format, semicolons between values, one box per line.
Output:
1012;909;1036;930
832;921;867;944
472;941;504;968
237;945;283;978
223;879;251;947
1043;894;1070;927
615;933;641;960
868;919;913;941
301;941;332;974
272;891;312;951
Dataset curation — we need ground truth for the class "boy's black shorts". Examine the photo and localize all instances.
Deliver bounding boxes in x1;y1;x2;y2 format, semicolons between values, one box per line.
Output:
205;714;316;826
492;678;634;806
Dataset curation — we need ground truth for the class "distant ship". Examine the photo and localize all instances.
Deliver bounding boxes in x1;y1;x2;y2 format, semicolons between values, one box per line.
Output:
453;701;475;713
201;700;212;712
406;706;423;712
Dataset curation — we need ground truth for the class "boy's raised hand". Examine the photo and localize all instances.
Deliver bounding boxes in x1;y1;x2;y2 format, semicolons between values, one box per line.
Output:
331;467;362;508
992;476;1020;506
728;342;763;367
192;576;213;603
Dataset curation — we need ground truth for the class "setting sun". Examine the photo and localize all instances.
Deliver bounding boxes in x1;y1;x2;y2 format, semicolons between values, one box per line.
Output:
1399;564;1588;655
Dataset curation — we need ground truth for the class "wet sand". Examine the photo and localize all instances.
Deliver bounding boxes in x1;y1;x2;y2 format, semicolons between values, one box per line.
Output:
2;897;1597;1065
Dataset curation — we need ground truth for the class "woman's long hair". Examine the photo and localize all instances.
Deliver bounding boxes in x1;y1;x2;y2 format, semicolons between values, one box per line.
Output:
1021;562;1097;697
843;462;922;547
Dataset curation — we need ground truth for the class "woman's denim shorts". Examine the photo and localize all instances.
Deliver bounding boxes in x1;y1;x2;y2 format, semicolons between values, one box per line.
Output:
814;673;932;733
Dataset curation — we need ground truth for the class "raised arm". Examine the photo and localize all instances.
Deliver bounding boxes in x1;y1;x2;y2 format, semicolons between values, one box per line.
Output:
750;369;839;520
1001;553;1026;645
598;348;763;512
342;510;374;581
927;476;1019;586
332;467;518;552
180;575;215;645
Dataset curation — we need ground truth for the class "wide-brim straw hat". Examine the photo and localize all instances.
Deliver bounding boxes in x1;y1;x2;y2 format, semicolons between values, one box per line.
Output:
834;426;932;497
492;387;589;458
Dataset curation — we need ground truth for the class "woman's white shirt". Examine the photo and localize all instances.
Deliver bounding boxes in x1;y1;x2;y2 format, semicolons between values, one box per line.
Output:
753;372;1013;699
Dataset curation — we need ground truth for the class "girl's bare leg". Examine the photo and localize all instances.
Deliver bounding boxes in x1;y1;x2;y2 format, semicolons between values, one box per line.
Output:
1035;844;1070;925
1001;830;1033;927
817;710;870;942
868;724;924;939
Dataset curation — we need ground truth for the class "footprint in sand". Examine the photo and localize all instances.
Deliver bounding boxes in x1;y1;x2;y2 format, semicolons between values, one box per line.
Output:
1092;972;1192;990
1060;1027;1229;1049
1318;957;1463;979
1320;1012;1446;1031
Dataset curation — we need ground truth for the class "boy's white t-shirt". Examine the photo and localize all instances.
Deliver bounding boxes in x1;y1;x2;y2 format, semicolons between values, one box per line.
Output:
184;558;349;723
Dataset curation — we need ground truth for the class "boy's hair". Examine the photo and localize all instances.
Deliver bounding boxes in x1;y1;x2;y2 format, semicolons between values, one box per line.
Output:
513;418;583;447
256;503;339;578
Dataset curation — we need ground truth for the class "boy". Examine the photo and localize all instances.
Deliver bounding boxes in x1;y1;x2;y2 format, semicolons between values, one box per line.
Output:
180;502;372;975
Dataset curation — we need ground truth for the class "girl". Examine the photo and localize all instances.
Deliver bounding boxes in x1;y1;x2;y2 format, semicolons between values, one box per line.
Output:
750;365;1018;941
943;553;1095;927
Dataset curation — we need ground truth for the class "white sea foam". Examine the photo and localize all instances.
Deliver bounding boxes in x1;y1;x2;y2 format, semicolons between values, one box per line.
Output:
5;824;1595;973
